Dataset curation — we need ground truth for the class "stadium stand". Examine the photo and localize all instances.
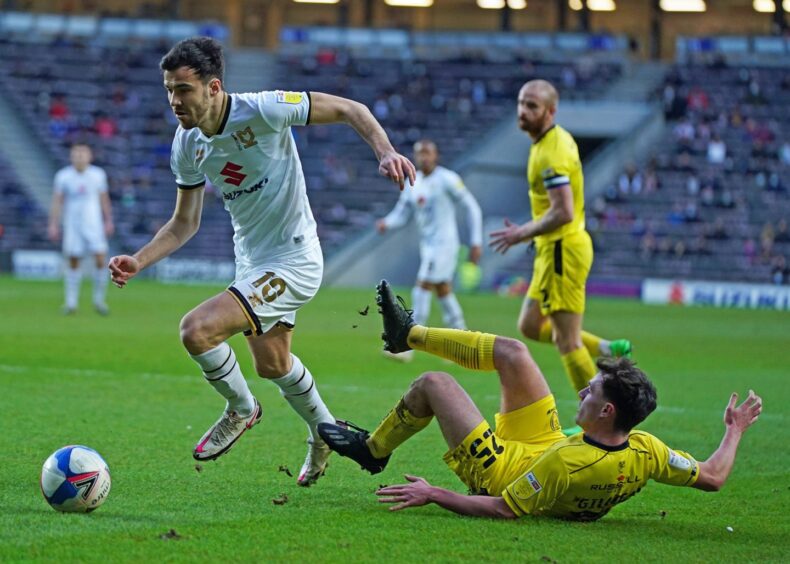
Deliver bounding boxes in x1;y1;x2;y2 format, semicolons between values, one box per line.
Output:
0;34;620;261
590;63;790;284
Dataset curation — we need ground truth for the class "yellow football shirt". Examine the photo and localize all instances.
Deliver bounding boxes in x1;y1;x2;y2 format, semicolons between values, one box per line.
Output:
501;431;699;521
527;125;585;245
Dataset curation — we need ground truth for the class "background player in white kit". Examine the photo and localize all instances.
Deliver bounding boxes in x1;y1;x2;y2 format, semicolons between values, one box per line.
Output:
48;143;114;315
377;140;482;361
108;37;416;486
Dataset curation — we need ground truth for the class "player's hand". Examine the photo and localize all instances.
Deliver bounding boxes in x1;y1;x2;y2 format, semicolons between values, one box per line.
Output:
376;475;433;511
724;390;762;434
469;245;482;265
105;219;115;237
376;219;387;234
47;224;60;242
379;151;417;191
489;218;527;255
108;254;140;288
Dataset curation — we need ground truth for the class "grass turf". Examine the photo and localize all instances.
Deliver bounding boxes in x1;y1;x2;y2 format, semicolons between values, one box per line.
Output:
0;277;788;562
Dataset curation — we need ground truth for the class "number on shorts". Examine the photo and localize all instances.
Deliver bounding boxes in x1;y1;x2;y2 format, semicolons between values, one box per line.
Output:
252;271;287;303
468;427;504;469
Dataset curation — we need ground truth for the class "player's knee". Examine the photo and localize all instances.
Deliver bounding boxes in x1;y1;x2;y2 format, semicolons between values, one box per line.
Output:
179;313;214;354
553;330;582;355
414;371;457;394
497;337;529;367
518;316;540;340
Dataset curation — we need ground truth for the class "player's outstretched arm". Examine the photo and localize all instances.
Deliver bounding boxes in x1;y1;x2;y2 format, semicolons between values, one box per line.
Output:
377;475;517;519
108;187;204;288
693;390;762;492
307;92;416;190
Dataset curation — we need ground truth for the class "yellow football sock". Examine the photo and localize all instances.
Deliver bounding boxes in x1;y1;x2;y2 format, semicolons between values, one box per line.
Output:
581;331;603;358
538;320;553;343
407;326;496;371
367;398;433;459
560;346;597;392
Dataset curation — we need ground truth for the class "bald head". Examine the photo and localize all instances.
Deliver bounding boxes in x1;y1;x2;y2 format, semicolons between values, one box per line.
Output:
520;79;559;109
517;79;559;139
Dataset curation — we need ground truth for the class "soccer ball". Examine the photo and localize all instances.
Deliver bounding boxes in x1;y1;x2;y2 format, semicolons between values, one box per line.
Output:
40;445;111;513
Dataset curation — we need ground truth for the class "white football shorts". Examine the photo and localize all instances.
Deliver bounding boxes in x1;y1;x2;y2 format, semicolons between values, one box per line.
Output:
62;225;108;257
417;243;459;284
227;243;324;336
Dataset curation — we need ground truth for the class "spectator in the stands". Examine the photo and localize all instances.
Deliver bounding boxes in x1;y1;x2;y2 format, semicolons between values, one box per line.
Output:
774;219;790;243
49;94;70;120
771;255;788;285
706;217;729;241
687;85;709;112
707;133;727;165
94;113;117;139
780;141;790;166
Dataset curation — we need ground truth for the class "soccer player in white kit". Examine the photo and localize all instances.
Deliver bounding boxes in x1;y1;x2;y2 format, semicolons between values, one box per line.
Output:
48;143;114;315
108;37;416;486
377;140;482;361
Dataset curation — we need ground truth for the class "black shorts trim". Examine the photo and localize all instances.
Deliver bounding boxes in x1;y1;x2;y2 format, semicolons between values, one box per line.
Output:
177;181;205;190
227;286;263;336
554;240;563;276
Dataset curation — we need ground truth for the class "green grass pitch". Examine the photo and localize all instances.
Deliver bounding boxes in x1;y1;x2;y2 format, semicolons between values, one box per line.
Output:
1;277;788;562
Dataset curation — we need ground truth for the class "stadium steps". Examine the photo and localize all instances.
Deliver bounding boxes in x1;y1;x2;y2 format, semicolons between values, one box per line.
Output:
0;89;58;209
225;49;277;94
604;61;667;102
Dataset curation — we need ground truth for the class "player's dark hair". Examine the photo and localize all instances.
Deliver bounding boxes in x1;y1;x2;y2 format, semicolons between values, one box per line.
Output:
160;37;224;83
598;357;657;433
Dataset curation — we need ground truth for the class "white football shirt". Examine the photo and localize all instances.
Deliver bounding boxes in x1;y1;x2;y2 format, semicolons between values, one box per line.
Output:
382;166;482;251
53;164;108;232
170;91;319;278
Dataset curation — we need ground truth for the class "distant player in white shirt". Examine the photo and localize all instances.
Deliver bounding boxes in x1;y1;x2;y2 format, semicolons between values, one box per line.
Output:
108;37;416;486
48;143;114;315
377;140;482;361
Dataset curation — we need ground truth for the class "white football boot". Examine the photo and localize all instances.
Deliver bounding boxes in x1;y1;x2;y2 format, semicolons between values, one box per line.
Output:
193;398;262;461
296;437;332;487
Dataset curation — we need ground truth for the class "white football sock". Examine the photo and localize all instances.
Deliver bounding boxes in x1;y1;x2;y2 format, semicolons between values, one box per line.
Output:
64;266;81;309
190;342;255;416
599;340;612;356
411;285;432;326
439;293;466;329
92;266;108;306
271;354;334;441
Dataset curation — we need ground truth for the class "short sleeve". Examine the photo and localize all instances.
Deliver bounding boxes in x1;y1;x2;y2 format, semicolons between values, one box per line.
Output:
97;168;109;193
537;143;573;190
257;90;311;132
170;136;205;189
53;170;65;194
647;435;700;487
501;452;569;517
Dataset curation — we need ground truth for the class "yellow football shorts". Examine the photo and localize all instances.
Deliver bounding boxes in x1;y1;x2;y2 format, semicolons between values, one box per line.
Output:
443;395;565;496
527;230;593;316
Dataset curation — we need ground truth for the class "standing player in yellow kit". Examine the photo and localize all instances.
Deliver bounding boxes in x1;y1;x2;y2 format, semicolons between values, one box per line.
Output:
490;80;630;434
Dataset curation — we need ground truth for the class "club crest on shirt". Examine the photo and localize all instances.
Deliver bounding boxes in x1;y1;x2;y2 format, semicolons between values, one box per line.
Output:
232;126;258;151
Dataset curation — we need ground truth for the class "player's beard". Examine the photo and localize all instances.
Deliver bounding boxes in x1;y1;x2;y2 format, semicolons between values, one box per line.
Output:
519;108;549;137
